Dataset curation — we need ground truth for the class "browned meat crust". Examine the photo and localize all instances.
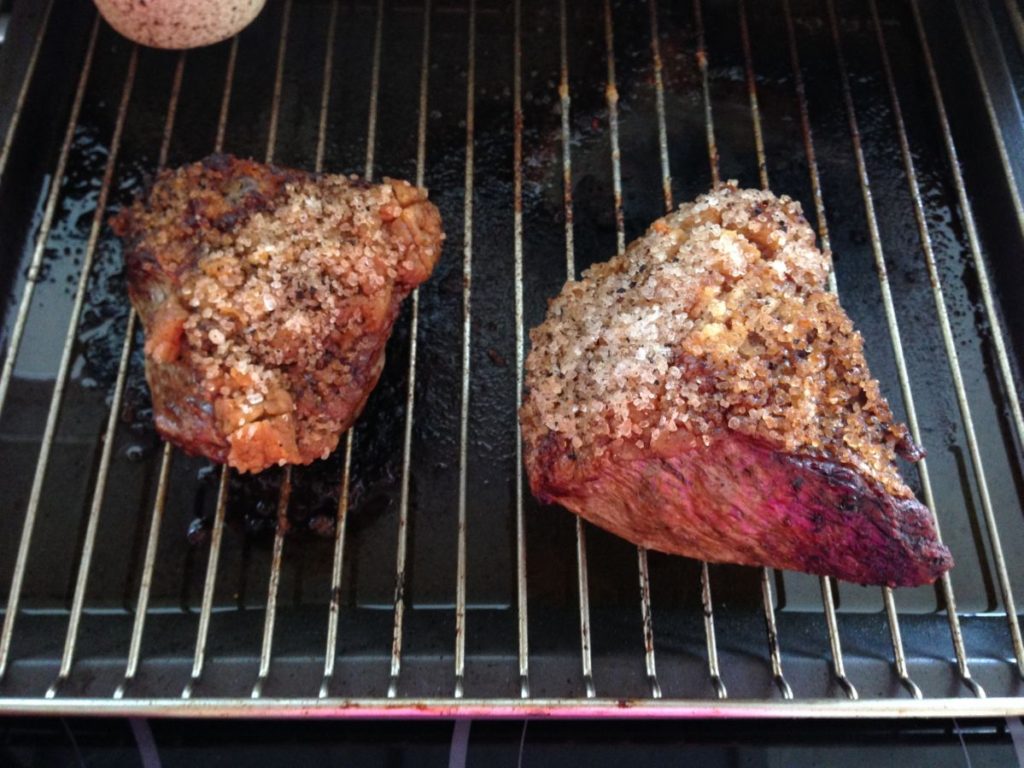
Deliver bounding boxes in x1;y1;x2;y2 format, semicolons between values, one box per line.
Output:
112;154;443;473
521;183;952;587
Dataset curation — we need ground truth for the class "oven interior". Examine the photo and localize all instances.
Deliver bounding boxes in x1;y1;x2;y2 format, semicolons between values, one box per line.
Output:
0;0;1022;713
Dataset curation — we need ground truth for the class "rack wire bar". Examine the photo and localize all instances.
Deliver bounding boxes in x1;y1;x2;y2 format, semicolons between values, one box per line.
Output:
116;35;241;701
0;14;100;430
305;0;350;701
320;437;352;698
106;51;186;697
740;0;917;701
511;0;530;700
0;0;54;186
783;0;982;699
4;694;1024;718
385;0;432;700
251;468;291;699
688;0;743;702
945;2;1024;474
45;50;186;700
115;444;173;698
906;3;1011;694
183;2;295;698
0;20;129;682
648;0;673;215
253;0;304;697
182;470;229;699
252;0;379;699
865;0;1024;678
773;0;876;701
818;0;986;699
558;0;596;700
453;0;476;700
735;0;794;701
601;0;661;701
956;1;1024;243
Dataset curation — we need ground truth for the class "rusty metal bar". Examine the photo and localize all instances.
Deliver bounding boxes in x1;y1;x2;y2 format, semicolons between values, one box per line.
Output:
557;0;595;699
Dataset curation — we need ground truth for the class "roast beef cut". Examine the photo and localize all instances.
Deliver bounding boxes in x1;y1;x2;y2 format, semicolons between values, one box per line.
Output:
112;154;443;474
520;184;952;587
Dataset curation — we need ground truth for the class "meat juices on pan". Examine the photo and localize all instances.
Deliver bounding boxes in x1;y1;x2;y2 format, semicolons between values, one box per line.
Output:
521;183;952;587
112;154;443;474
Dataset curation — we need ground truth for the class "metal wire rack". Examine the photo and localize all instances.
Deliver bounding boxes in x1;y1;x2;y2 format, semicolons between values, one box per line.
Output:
0;0;1022;716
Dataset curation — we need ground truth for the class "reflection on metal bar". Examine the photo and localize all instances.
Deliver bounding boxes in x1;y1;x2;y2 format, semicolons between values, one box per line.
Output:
604;0;661;701
252;469;291;698
559;0;593;699
320;434;353;698
575;517;596;697
867;0;1024;677
779;0;861;701
453;0;476;701
386;0;431;700
883;587;922;699
648;0;672;212
1003;0;1024;56
819;577;857;700
637;549;661;698
0;0;55;185
182;470;229;699
264;0;291;166
512;0;530;700
215;37;239;154
251;0;294;699
47;50;186;699
0;15;100;431
558;0;575;278
737;0;793;701
760;569;792;698
115;444;173;699
0;34;133;683
315;1;339;174
811;0;979;698
700;563;727;699
365;0;385;180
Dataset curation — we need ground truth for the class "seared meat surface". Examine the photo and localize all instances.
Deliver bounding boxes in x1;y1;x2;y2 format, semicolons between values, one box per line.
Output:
112;154;443;473
521;184;952;587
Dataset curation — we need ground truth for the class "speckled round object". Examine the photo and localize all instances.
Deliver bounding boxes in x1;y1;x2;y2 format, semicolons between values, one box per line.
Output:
94;0;267;50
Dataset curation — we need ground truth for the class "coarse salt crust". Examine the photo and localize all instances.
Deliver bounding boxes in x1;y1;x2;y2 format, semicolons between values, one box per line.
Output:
521;183;918;498
113;155;443;473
